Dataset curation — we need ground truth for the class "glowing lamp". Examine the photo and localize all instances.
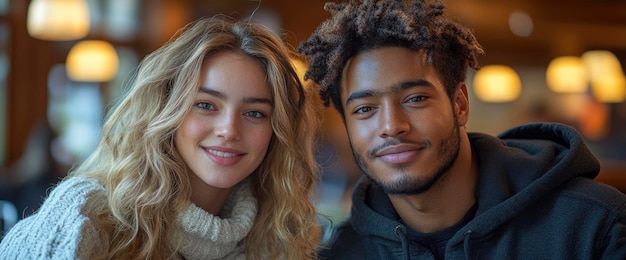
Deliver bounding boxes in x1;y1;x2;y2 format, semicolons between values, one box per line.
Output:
590;74;626;103
582;50;623;78
546;56;589;93
27;0;90;41
473;65;522;102
66;40;119;82
581;50;626;103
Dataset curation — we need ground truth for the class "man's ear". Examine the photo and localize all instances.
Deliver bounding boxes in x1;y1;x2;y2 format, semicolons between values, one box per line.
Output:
454;82;470;126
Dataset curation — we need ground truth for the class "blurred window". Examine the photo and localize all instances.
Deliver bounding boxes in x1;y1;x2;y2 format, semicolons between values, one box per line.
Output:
104;0;139;40
47;65;103;164
107;47;140;105
87;0;139;40
0;0;7;16
46;45;139;165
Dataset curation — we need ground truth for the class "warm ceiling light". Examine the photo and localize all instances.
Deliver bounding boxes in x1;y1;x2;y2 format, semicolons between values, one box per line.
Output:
546;56;589;93
590;74;626;103
473;65;522;103
66;40;119;82
27;0;90;41
582;50;623;79
581;50;626;103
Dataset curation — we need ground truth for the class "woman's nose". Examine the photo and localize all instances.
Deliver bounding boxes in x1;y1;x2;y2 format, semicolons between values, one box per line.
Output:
214;113;241;141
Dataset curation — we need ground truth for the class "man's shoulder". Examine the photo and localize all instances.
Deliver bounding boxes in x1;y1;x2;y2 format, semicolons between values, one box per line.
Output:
560;177;626;213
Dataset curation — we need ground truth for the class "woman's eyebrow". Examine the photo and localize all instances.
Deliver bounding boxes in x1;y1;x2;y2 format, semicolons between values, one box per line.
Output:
199;85;272;105
199;86;226;100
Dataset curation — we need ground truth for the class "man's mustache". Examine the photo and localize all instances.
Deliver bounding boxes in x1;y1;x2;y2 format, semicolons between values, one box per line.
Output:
367;138;431;159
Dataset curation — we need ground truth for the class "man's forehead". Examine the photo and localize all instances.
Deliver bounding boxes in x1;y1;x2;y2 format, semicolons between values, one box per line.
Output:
342;47;432;83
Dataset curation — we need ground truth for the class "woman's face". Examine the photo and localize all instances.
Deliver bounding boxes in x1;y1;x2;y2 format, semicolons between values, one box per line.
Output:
175;51;273;192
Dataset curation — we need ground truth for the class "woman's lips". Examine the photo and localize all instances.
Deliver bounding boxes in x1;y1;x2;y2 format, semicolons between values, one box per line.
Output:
204;146;244;166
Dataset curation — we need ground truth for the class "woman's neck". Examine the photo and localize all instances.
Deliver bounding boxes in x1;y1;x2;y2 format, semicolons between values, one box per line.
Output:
188;174;233;216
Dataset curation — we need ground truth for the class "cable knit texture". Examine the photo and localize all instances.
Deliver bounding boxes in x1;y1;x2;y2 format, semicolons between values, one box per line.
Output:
174;179;257;260
0;176;258;260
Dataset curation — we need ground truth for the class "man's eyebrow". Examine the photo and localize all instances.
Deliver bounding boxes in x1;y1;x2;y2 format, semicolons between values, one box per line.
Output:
199;86;273;105
345;79;434;107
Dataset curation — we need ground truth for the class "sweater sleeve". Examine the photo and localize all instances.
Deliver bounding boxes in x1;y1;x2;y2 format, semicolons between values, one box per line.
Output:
0;177;109;259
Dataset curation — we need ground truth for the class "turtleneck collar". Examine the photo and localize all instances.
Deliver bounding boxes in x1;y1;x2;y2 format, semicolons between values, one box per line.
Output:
171;179;258;260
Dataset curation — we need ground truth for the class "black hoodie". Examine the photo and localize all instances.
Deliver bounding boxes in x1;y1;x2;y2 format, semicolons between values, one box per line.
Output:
319;123;626;259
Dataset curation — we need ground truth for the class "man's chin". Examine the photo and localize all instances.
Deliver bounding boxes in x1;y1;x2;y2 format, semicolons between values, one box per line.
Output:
366;173;434;195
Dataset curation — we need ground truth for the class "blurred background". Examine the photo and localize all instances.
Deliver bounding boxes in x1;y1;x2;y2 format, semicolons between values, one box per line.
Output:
1;0;626;234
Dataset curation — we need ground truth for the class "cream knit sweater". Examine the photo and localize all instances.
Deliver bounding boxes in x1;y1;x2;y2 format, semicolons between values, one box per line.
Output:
0;176;258;259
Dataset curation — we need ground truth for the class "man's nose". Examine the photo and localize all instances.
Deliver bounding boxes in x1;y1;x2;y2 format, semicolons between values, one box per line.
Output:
378;104;410;138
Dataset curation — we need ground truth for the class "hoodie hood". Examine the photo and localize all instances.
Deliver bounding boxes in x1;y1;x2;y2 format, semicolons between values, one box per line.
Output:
348;123;601;252
465;123;600;238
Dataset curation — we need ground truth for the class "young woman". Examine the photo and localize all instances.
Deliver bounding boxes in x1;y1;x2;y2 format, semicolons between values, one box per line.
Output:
0;16;320;259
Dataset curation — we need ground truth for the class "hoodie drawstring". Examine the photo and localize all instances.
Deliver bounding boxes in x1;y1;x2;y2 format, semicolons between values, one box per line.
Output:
463;230;474;259
394;225;410;260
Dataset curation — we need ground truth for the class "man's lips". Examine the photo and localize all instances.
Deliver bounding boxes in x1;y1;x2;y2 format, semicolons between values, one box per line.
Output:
374;144;423;164
375;144;421;157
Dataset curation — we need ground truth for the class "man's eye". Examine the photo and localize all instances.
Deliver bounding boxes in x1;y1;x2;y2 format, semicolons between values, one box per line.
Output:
407;95;427;103
354;106;374;114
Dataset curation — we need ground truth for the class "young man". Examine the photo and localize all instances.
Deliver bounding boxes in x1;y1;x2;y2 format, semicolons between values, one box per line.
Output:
298;0;626;259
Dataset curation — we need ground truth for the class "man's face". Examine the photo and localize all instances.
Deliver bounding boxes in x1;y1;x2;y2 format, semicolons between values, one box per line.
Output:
340;46;467;195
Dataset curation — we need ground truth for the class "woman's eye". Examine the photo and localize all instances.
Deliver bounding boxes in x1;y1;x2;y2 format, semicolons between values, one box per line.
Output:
196;101;215;111
245;111;266;118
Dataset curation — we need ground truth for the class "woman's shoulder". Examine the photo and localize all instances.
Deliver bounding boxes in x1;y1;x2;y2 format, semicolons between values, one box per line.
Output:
35;176;108;214
48;176;106;200
0;176;109;259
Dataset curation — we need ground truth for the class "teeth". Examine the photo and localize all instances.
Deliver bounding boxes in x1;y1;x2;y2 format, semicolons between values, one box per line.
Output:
207;149;238;158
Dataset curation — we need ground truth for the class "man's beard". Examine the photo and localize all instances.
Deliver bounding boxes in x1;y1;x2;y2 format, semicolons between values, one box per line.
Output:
350;121;461;195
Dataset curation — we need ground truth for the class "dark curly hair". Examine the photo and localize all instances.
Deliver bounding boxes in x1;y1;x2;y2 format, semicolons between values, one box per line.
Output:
297;0;485;116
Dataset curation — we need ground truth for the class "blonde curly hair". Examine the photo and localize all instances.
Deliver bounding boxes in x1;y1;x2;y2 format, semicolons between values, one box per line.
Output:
72;15;320;259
